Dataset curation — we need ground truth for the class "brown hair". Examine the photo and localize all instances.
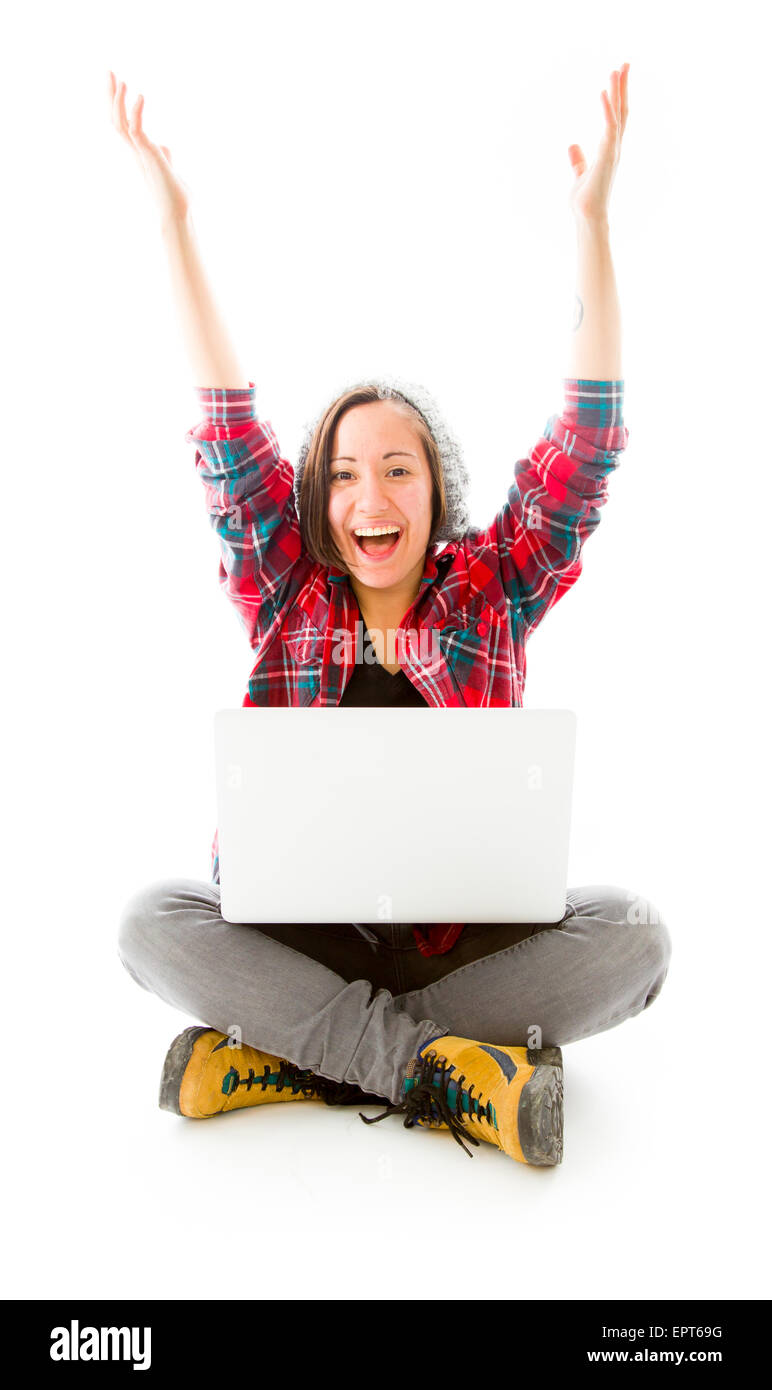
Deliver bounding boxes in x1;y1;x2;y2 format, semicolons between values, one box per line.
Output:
297;386;448;570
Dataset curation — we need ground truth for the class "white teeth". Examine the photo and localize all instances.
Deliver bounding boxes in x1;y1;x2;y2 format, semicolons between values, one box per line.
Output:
353;526;401;537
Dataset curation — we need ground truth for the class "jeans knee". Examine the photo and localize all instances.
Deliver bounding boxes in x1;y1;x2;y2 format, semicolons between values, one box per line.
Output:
597;887;673;1008
631;904;672;1008
117;879;178;978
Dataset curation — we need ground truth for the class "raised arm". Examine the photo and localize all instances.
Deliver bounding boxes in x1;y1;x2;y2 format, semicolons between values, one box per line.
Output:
108;71;249;390
473;64;630;636
109;74;303;643
566;63;629;379
161;217;250;391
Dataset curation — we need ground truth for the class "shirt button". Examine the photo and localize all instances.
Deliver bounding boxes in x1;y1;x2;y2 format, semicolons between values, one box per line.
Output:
476;620;488;636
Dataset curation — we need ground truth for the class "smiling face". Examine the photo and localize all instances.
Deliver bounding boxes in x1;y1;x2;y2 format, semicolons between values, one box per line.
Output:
327;399;435;601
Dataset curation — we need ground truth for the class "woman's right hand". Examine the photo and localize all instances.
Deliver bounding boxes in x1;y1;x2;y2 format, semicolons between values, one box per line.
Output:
108;71;192;229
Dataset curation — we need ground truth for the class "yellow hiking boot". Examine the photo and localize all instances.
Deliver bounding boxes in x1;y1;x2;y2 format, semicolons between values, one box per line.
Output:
360;1033;564;1166
159;1025;387;1119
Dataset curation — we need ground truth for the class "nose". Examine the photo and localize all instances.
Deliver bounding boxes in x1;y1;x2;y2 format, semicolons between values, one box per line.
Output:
356;472;391;513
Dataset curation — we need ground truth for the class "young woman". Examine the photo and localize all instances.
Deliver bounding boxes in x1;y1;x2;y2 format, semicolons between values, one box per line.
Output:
112;64;671;1168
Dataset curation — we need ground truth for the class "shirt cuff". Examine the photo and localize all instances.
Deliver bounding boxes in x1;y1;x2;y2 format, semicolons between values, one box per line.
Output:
561;378;625;429
185;380;257;442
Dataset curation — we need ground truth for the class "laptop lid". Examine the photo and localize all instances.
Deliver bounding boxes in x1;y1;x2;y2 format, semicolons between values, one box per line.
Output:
214;708;576;926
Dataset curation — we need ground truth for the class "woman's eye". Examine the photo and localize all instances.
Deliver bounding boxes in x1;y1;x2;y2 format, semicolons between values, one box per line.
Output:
331;468;408;482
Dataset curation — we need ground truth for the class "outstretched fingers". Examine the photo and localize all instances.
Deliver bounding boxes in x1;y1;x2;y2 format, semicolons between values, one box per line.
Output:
606;64;630;137
128;92;149;147
600;87;618;143
108;72;149;152
110;74;134;145
619;63;629;133
599;62;631;155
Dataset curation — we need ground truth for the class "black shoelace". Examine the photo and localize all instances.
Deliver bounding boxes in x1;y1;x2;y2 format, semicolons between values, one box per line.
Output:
359;1049;495;1159
222;1060;386;1108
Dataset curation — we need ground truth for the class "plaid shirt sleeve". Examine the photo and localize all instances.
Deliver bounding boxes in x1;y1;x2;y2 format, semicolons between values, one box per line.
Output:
490;379;628;635
185;381;302;647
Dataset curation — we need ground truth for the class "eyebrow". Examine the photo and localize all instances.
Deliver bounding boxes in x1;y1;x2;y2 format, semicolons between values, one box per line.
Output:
330;451;417;463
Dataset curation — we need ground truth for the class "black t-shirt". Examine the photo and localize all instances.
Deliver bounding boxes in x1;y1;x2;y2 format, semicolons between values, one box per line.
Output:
338;603;429;707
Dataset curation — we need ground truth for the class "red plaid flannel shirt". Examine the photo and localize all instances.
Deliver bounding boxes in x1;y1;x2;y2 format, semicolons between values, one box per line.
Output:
185;377;627;955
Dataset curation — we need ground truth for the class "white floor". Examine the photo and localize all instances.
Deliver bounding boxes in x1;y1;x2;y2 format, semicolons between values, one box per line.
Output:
5;909;766;1302
6;631;769;1301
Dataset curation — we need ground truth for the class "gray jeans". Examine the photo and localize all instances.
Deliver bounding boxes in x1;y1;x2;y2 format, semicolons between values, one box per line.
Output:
117;880;671;1105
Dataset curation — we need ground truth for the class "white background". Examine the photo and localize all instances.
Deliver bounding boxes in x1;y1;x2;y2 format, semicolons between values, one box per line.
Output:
2;0;769;1301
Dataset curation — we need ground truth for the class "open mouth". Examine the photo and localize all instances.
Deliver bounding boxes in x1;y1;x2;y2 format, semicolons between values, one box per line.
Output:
352;528;403;560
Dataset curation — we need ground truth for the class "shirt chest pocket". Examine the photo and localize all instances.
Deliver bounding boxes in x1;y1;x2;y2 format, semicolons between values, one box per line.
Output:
437;595;498;657
247;617;324;707
435;597;510;703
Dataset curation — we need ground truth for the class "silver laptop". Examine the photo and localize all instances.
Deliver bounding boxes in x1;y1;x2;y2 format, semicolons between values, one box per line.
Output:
214;708;576;926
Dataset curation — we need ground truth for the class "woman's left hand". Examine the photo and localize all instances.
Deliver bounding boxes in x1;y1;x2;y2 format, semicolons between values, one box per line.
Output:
568;63;629;224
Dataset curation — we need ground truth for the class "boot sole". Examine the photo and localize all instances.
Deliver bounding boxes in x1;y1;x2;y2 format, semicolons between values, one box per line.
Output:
519;1046;564;1166
158;1026;213;1116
